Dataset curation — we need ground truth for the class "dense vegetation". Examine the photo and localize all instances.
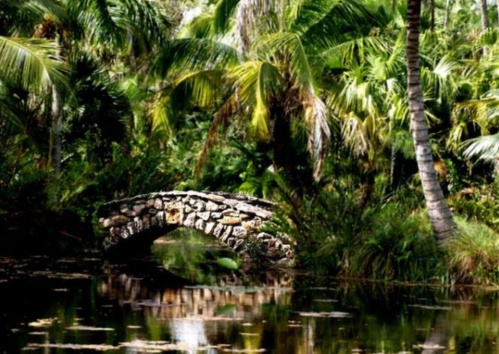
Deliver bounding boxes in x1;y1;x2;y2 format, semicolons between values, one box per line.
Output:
3;0;499;283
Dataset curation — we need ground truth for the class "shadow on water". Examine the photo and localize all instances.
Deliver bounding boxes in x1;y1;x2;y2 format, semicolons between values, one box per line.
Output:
1;229;499;353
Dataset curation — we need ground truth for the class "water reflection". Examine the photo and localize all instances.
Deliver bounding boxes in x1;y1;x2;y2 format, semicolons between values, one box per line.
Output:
1;234;499;353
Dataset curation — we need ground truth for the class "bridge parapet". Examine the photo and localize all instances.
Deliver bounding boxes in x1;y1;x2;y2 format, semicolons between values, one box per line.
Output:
99;191;294;264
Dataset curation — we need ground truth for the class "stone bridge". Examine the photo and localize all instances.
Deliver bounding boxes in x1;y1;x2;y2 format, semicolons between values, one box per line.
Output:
98;191;294;264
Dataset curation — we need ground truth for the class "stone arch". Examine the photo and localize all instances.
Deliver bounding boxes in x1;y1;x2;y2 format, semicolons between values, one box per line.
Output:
98;191;294;264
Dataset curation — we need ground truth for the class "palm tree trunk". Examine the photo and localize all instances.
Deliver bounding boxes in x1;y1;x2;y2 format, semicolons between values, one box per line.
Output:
390;145;402;192
444;0;451;29
477;0;490;31
407;0;456;244
51;86;63;205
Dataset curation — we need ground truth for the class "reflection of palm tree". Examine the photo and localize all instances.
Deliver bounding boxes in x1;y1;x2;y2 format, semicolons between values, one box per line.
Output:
421;317;448;354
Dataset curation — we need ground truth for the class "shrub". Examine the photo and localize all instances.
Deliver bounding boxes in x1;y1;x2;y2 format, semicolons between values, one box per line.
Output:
348;206;438;281
445;218;499;284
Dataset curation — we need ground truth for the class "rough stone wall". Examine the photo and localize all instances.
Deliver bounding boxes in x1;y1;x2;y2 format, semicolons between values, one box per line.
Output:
99;191;294;264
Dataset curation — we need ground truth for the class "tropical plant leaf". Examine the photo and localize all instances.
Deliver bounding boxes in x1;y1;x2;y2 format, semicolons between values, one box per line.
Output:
0;35;67;90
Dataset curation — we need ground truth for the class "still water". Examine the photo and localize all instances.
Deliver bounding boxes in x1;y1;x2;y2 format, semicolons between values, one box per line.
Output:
1;230;499;354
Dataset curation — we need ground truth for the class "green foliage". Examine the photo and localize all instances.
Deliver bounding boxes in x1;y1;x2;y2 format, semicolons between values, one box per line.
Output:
216;257;239;270
4;0;499;286
349;207;437;281
276;182;438;281
449;183;499;230
446;218;499;284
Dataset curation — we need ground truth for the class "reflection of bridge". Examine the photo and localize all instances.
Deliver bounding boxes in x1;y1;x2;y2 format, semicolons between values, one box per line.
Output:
98;269;295;320
98;191;294;264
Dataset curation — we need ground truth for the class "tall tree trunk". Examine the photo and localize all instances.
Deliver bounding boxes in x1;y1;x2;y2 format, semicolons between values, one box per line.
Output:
477;0;490;32
50;86;63;205
496;0;499;28
407;0;456;244
444;0;451;29
389;145;402;193
392;0;397;13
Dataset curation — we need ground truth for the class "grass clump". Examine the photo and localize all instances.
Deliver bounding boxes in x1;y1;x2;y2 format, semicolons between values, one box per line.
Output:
349;207;437;282
446;218;499;285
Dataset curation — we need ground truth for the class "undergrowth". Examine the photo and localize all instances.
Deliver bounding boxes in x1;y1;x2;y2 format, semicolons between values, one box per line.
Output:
276;186;499;285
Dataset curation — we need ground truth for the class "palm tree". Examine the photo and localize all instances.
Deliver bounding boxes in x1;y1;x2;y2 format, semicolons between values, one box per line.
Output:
151;0;385;186
476;0;490;32
0;36;67;137
407;0;456;243
1;0;171;203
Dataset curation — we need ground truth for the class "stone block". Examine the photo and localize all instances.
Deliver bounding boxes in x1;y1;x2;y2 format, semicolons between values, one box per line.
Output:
197;211;211;221
220;217;242;225
211;212;222;219
148;208;158;215
133;204;146;215
213;223;225;238
194;201;206;212
121;226;130;239
133;217;143;233
233;226;247;238
156;211;165;227
154;198;163;209
111;215;129;226
195;219;205;230
205;194;225;202
235;203;272;219
184;213;197;227
205;222;216;235
126;221;135;235
165;201;183;210
102;218;113;228
205;201;219;211
146;199;155;208
221;226;233;242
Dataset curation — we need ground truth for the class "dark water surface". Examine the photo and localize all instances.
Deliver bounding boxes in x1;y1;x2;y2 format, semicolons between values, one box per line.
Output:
1;232;499;353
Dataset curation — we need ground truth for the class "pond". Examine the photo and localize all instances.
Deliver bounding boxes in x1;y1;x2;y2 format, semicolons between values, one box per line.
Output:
1;229;499;354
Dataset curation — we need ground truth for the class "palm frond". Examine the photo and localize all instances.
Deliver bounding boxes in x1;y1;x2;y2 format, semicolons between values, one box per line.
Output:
66;0;171;50
290;0;382;50
0;35;67;90
150;69;225;140
320;35;391;67
258;32;330;180
463;133;499;160
179;13;213;39
154;38;238;78
212;0;240;34
230;61;282;139
0;89;25;137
